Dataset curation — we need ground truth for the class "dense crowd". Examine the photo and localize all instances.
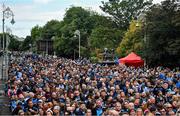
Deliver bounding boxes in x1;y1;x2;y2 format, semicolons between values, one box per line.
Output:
5;53;180;116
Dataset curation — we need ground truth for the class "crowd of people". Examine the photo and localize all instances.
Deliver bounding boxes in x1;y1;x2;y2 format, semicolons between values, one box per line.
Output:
5;53;180;116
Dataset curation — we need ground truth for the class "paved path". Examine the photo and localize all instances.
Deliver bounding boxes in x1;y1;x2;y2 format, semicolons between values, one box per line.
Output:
0;80;11;115
0;55;9;80
0;56;2;80
0;55;11;115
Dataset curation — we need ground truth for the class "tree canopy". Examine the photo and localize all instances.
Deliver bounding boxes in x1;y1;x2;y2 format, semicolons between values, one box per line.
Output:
38;6;123;58
8;35;22;51
143;0;180;67
100;0;152;29
116;20;143;57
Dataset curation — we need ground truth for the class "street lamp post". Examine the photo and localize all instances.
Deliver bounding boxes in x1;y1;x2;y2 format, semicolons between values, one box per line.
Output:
74;30;81;58
2;4;15;50
29;44;32;53
6;27;12;50
1;4;15;80
51;36;57;58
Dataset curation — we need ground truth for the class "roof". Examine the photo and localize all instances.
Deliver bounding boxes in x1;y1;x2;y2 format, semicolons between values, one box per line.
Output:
119;52;144;67
120;52;142;61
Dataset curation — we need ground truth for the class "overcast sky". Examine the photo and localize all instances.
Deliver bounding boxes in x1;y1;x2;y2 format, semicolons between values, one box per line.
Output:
0;0;164;38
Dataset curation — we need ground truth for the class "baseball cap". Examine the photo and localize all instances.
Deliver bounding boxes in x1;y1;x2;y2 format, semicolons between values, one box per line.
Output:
38;99;43;103
54;106;60;110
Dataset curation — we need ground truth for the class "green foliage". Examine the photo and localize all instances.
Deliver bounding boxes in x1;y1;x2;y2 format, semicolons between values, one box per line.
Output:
41;20;62;40
8;36;22;51
89;14;116;29
52;6;123;58
90;56;99;63
20;36;32;51
52;7;91;57
53;36;77;57
90;26;123;50
28;6;125;58
144;0;180;67
100;0;152;29
116;20;143;57
31;25;42;43
64;7;91;30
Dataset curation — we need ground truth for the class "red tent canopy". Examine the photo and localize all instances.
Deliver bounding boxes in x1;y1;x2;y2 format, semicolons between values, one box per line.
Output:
119;52;144;67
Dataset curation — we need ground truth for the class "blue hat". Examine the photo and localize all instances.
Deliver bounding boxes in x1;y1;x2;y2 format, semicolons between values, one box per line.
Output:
176;82;180;88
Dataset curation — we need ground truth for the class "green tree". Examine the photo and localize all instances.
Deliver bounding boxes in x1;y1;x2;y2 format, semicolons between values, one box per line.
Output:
144;0;180;67
88;14;116;30
89;26;123;60
21;36;32;51
54;7;96;57
31;25;42;43
31;6;125;58
100;0;152;29
54;7;87;57
90;26;123;50
116;20;143;57
8;36;22;51
64;7;90;29
41;20;61;40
